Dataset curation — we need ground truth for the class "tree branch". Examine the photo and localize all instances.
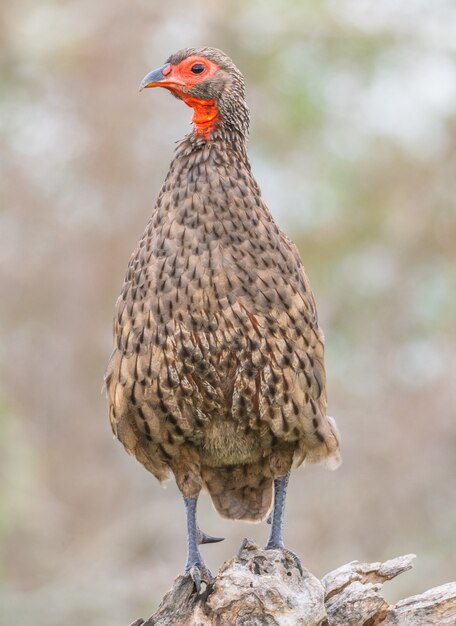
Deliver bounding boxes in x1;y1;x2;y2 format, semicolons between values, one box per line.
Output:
131;539;456;626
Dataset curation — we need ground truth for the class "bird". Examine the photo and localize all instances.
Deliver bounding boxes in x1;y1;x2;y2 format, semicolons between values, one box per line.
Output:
105;47;341;590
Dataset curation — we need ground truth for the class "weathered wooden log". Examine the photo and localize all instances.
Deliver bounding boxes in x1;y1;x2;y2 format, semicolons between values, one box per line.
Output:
130;539;456;626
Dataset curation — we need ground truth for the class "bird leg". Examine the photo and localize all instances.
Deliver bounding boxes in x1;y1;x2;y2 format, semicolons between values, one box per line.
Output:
265;472;303;574
184;496;214;590
265;473;289;549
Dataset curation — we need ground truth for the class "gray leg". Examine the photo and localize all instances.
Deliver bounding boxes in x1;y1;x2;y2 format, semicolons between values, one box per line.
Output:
184;496;214;590
265;473;303;574
265;473;289;549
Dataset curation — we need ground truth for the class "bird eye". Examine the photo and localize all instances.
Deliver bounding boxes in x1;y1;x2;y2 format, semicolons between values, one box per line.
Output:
191;63;205;74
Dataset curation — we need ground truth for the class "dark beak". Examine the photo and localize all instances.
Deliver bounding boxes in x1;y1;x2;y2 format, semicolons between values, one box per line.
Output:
139;64;184;92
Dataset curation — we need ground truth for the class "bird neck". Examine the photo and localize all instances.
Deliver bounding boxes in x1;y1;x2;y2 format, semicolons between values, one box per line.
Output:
179;91;250;144
186;126;250;163
192;103;218;139
178;93;219;140
171;127;251;184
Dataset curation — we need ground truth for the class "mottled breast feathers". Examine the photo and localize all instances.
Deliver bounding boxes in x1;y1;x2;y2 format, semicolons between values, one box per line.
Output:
106;132;340;501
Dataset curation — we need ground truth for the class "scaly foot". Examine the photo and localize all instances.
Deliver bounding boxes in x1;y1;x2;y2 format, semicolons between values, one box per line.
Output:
185;559;214;591
183;497;220;591
265;542;303;575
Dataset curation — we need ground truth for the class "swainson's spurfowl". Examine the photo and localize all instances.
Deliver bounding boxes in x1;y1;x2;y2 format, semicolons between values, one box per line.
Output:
105;47;341;588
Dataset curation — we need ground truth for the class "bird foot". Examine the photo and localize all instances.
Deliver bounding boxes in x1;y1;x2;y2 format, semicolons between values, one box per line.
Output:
185;561;214;592
265;543;303;576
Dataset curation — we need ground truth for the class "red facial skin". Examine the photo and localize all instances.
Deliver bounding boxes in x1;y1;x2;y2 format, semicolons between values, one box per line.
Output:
144;55;220;139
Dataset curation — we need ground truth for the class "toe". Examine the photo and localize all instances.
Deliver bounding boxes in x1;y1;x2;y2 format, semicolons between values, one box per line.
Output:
265;544;303;576
283;548;303;575
186;562;214;591
188;565;202;591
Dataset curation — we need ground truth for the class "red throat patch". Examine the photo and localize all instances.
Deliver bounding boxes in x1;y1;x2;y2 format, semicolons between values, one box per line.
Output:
180;94;218;139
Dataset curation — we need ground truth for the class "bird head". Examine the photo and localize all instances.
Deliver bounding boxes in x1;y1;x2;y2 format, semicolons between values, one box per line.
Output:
140;47;249;140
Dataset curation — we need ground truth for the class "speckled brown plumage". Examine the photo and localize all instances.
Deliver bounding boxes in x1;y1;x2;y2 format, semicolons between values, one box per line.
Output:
105;48;340;574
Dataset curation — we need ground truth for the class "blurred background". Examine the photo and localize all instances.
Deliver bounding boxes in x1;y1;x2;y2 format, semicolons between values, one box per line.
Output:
1;0;455;624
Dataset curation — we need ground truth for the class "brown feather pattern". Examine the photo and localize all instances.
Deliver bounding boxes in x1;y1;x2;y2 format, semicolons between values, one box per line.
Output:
105;47;340;522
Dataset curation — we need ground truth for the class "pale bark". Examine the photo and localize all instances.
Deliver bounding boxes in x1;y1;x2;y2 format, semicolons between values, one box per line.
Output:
130;540;456;626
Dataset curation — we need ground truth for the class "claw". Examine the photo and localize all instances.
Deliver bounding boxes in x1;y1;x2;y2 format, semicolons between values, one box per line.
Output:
266;513;272;525
284;548;303;575
197;528;224;545
265;544;303;576
188;565;201;591
186;562;214;592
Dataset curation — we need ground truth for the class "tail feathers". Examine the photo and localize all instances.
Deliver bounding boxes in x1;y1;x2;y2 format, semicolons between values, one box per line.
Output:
202;465;273;522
